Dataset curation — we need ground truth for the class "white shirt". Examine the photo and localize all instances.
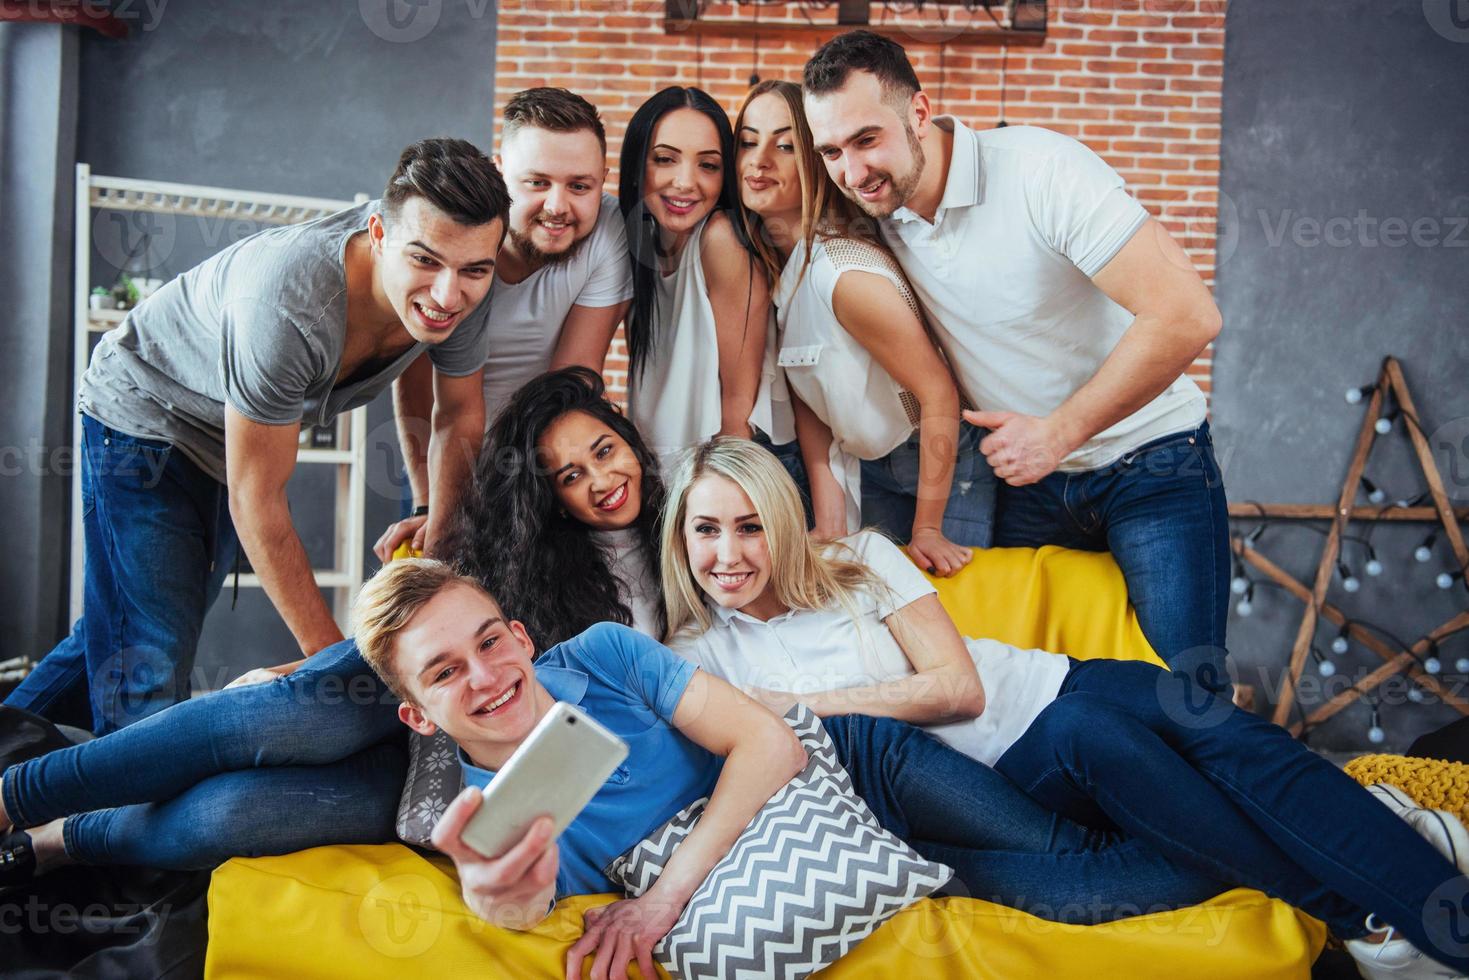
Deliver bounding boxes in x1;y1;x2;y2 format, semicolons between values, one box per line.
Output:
882;119;1206;471
668;530;1070;766
593;526;661;638
628;216;793;468
481;193;633;422
775;236;925;531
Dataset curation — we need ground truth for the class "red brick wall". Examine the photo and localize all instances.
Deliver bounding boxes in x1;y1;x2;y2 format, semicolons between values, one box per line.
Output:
495;0;1228;402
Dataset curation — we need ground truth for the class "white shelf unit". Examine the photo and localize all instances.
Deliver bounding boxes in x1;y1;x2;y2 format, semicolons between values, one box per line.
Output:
72;166;372;628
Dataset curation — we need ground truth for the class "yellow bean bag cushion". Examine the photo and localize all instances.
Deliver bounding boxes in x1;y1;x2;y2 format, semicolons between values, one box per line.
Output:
205;545;1326;978
1347;753;1469;826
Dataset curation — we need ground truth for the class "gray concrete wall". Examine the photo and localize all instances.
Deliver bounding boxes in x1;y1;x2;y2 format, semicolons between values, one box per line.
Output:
1214;0;1469;753
0;23;79;660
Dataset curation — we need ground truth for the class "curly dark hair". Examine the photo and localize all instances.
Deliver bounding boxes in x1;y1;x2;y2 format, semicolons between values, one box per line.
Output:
448;367;666;650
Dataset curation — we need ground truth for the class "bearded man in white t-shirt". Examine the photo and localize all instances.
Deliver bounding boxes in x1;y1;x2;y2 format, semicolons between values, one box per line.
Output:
383;88;635;560
802;31;1231;695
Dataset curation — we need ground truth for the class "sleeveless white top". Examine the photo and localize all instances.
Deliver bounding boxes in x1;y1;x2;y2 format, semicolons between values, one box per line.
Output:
628;217;791;469
774;237;928;531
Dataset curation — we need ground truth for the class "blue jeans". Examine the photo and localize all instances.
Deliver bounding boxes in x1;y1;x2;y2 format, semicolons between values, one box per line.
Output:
861;424;995;548
821;714;1225;924
5;415;240;734
993;660;1469;970
2;639;405;869
993;421;1230;694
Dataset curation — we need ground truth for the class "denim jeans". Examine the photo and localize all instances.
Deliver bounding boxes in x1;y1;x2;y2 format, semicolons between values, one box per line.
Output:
993;421;1230;694
993;660;1469;971
5;415;240;734
821;713;1225;924
2;639;405;869
861;424;996;548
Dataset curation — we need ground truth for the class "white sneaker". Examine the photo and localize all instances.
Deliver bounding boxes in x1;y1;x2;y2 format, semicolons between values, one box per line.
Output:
1346;917;1465;979
1367;783;1469;873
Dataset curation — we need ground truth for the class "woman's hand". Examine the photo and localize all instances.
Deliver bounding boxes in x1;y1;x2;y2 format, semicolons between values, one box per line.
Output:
566;895;681;980
906;526;973;578
223;660;301;689
374;513;429;563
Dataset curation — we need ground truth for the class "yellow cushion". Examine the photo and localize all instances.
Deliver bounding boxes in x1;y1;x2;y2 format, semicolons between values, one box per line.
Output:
1347;753;1469;826
205;545;1324;977
928;544;1165;666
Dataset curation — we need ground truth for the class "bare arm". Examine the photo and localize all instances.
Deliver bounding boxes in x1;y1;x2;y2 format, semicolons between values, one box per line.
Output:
770;593;984;725
832;270;970;576
567;669;806;979
789;389;848;539
225;406;344;657
701;213;770;440
549;300;630;375
967;218;1221;485
392;352;434;510
422;366;486;556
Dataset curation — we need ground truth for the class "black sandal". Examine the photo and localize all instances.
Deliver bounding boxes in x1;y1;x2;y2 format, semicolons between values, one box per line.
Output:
0;831;36;889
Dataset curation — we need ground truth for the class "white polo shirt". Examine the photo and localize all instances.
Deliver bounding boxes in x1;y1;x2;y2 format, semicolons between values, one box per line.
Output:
666;530;1070;767
481;193;634;422
881;119;1206;471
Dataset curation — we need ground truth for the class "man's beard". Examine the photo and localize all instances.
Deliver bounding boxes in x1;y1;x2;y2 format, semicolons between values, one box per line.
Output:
845;122;926;219
509;216;589;267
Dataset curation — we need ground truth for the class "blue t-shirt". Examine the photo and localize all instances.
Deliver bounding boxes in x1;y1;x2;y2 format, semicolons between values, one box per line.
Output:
459;622;723;897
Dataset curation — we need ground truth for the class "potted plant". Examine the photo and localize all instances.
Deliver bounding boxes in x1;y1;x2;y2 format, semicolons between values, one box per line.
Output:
89;286;115;311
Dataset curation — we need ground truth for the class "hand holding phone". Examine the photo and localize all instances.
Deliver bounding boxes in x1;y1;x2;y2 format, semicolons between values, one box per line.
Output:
432;787;560;931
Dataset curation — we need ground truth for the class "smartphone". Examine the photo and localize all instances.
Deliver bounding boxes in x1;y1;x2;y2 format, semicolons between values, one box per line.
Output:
460;701;629;858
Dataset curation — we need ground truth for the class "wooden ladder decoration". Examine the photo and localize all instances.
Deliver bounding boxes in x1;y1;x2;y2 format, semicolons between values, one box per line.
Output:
1229;356;1469;736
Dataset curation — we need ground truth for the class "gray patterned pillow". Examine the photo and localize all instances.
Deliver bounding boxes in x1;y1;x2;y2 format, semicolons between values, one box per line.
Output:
396;730;462;847
606;704;953;980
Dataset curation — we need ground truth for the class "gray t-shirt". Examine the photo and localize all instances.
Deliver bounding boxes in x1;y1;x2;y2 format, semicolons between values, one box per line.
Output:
78;200;492;483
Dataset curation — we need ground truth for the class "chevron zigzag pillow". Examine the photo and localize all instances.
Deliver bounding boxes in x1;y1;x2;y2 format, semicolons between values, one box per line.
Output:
605;704;953;980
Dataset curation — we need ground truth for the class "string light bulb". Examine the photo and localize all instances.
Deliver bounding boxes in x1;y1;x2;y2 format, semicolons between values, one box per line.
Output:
1236;584;1254;618
1374;411;1396;435
1345;382;1377;405
1438;569;1465;591
1458;657;1469;675
1337;560;1361;593
1367;706;1386;745
1331;623;1351;655
1311;646;1337;678
1361;477;1387;505
1416;532;1437;563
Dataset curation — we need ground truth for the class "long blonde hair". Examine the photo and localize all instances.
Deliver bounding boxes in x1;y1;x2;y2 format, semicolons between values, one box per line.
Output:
733;80;888;292
660;438;881;643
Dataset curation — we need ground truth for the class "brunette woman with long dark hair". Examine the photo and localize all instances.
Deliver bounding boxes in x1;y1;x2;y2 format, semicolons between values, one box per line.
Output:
617;86;794;469
450;366;666;648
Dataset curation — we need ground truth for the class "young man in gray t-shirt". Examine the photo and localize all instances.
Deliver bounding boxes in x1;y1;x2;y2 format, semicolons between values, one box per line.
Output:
7;139;509;735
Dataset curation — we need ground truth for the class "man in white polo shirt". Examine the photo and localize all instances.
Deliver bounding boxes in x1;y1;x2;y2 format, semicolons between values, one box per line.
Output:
803;32;1230;694
383;88;634;559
